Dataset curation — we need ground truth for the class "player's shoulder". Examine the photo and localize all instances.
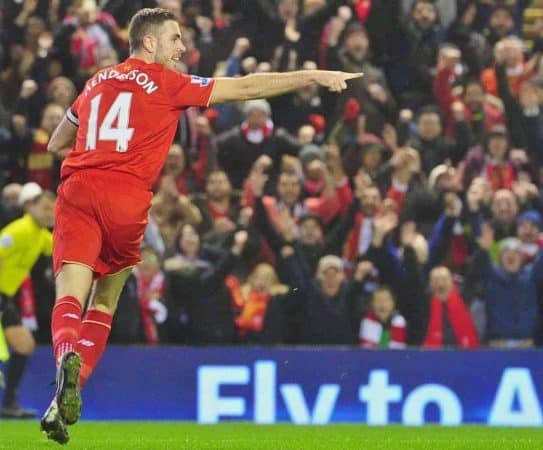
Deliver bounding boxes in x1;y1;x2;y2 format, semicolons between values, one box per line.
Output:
161;69;213;88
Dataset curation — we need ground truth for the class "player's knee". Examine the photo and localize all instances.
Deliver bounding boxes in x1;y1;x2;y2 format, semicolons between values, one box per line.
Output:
55;264;94;302
92;294;119;315
55;283;89;304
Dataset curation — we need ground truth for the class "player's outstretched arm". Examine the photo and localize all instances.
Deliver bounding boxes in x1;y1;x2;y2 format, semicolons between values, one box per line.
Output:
209;70;363;105
47;115;77;157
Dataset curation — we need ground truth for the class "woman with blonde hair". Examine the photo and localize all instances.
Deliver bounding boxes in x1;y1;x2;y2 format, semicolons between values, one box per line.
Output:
226;263;290;344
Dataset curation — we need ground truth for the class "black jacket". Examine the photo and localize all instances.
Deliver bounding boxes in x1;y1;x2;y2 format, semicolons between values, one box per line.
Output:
216;127;299;189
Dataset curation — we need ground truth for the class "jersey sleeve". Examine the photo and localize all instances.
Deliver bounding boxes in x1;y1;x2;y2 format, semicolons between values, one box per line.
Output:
163;72;215;110
66;93;84;127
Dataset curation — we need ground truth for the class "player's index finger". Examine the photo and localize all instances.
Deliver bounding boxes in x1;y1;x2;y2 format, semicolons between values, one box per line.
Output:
343;72;364;80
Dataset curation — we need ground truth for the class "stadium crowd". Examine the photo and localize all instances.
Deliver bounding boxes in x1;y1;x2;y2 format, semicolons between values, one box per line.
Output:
1;0;543;350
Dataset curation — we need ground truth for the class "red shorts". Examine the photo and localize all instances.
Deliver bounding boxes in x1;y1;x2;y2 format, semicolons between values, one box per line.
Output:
53;170;152;278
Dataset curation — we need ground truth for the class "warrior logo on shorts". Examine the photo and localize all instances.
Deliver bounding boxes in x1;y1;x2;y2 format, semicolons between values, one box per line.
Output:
190;75;210;87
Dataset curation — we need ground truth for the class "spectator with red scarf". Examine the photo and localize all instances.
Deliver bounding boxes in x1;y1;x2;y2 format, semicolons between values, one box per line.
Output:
433;45;504;144
10;77;65;188
365;213;432;345
359;284;407;348
25;104;62;189
243;163;349;236
192;170;243;241
373;146;423;216
217;99;300;189
480;37;534;98
343;182;381;264
423;266;479;348
64;0;122;78
133;247;167;345
426;189;484;280
517;210;543;263
462;125;516;192
226;263;291;344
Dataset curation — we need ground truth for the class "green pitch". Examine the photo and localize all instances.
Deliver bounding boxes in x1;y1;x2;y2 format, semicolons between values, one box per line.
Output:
1;422;542;449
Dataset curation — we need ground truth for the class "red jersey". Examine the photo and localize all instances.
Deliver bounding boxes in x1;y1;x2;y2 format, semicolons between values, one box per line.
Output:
62;57;215;188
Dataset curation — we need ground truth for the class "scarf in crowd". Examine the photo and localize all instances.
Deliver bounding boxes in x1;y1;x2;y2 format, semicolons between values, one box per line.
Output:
480;63;533;97
70;22;111;70
359;311;406;349
521;238;543;263
344;212;373;262
386;178;408;213
303;177;325;197
18;276;37;331
450;220;469;269
484;160;515;191
225;275;270;335
134;268;165;345
27;129;54;190
241;119;274;144
206;198;231;220
423;288;479;349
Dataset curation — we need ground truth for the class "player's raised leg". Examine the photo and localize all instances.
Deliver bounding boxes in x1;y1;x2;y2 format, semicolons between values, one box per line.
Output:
77;267;132;388
53;263;94;418
41;263;93;443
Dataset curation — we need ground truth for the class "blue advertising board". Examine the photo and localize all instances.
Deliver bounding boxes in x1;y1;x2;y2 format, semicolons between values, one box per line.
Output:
12;347;543;425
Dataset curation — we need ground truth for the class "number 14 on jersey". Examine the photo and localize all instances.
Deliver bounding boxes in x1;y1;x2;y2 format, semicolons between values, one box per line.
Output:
86;92;135;152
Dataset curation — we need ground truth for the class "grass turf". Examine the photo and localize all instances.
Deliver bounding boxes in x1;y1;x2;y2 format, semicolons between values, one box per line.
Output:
1;422;542;449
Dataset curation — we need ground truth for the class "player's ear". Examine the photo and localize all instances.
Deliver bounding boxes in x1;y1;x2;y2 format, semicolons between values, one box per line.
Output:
142;34;156;54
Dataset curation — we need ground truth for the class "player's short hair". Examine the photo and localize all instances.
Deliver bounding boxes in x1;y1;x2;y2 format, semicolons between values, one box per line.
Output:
128;8;177;54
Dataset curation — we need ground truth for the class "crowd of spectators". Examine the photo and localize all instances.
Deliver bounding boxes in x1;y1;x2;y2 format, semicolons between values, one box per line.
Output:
2;0;543;349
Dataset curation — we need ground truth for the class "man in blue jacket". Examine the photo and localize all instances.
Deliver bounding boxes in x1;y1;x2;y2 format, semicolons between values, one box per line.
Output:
468;224;543;347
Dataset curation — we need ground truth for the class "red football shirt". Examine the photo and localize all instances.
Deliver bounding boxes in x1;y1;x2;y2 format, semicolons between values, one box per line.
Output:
62;57;215;188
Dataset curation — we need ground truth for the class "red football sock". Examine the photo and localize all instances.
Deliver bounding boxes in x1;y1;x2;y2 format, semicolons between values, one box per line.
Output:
51;296;82;366
76;309;113;388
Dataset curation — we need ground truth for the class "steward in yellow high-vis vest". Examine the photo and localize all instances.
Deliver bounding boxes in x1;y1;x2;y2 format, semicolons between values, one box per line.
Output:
0;190;55;419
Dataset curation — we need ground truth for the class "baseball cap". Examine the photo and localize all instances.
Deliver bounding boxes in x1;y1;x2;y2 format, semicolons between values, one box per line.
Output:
299;144;324;166
18;182;43;206
499;237;522;254
517;210;542;229
317;255;343;275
